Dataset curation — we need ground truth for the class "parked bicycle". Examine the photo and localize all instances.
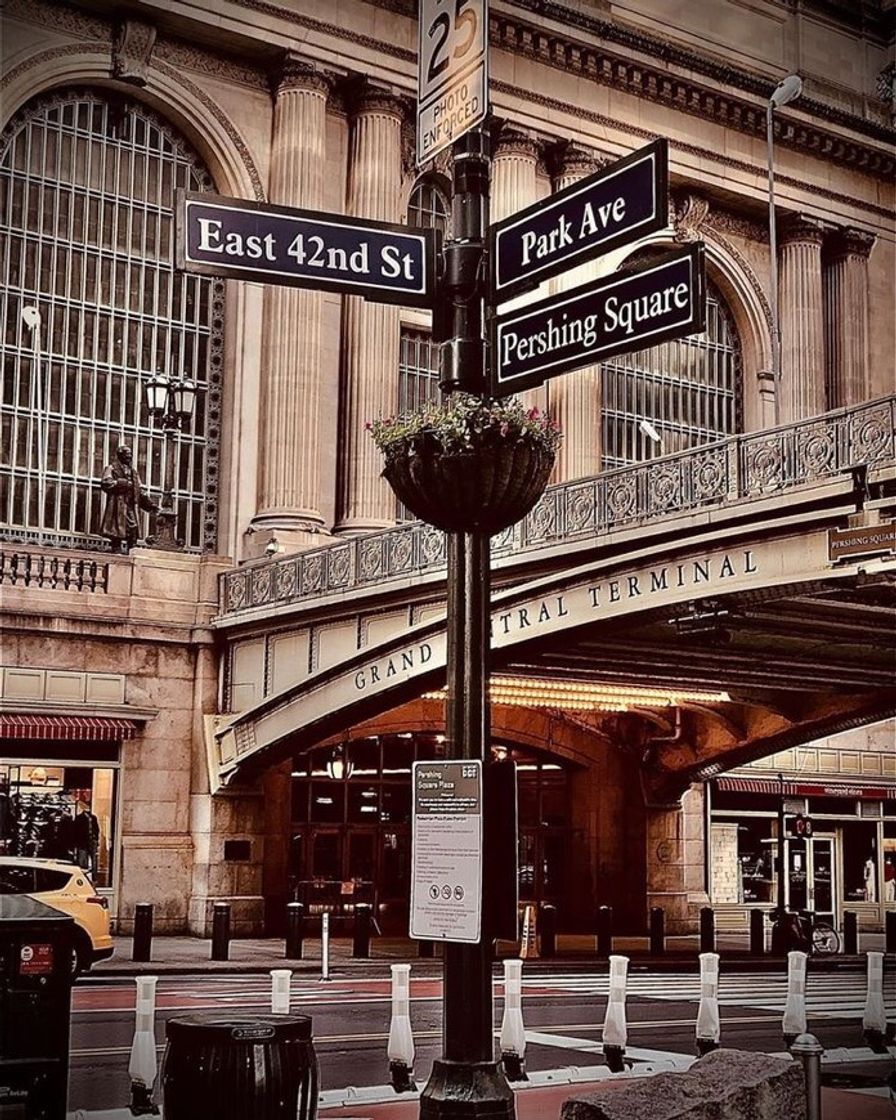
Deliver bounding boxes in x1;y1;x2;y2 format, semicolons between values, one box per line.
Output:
769;909;841;954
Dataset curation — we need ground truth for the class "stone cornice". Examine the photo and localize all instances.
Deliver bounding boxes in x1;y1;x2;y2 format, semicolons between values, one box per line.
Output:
495;1;893;139
490;79;894;223
6;0;894;183
489;10;894;181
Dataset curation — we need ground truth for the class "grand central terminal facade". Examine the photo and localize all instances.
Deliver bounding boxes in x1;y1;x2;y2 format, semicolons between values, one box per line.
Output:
1;0;894;938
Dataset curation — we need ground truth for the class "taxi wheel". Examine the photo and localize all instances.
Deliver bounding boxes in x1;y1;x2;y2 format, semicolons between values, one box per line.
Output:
71;934;91;980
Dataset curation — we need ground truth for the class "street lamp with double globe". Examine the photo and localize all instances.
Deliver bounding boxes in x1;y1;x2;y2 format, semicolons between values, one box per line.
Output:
144;373;197;550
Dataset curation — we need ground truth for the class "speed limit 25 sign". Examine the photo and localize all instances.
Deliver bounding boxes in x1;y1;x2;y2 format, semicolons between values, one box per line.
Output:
417;0;488;164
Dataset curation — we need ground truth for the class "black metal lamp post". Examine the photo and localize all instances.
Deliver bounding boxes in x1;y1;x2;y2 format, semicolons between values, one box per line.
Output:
144;373;196;550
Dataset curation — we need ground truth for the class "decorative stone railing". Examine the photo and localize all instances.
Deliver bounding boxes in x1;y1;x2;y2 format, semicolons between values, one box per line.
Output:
218;396;895;620
0;550;109;592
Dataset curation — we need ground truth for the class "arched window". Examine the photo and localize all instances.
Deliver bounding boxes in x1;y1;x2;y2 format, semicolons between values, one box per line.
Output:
600;278;741;470
406;178;449;236
0;90;223;551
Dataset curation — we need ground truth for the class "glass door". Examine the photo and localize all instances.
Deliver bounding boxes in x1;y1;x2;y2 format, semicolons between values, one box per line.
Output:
809;837;836;925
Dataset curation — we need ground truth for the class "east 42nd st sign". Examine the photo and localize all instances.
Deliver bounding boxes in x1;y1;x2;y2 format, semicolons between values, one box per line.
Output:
177;190;438;308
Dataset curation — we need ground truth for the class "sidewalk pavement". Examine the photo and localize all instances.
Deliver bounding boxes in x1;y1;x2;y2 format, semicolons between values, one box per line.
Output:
316;1084;895;1119
91;931;891;976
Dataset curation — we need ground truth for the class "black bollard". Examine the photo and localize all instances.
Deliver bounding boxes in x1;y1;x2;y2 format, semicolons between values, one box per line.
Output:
887;910;896;954
649;907;665;956
285;902;305;960
749;908;765;955
353;903;372;959
211;901;231;961
843;910;858;955
418;939;435;958
539;903;556;959
699;907;715;953
133;902;154;963
597;906;613;957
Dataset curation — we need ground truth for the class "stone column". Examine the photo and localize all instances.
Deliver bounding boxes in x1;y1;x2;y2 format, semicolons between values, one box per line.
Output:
251;58;330;554
824;227;875;409
335;84;404;535
548;143;604;482
491;125;546;411
644;787;708;934
779;215;826;422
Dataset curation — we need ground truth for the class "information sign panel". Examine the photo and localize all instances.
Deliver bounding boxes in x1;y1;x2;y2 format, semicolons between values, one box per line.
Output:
177;191;437;308
417;0;488;164
490;139;668;300
490;243;705;396
410;759;483;943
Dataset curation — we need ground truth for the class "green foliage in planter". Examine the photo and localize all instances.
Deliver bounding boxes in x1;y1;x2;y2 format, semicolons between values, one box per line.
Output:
366;393;562;462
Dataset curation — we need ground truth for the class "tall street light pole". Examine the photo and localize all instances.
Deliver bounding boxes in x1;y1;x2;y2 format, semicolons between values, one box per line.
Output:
767;73;802;428
144;373;196;550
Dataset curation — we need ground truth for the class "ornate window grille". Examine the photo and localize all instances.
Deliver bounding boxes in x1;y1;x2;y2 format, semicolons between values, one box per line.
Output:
395;328;440;521
601;282;742;470
0;90;223;552
406;179;449;237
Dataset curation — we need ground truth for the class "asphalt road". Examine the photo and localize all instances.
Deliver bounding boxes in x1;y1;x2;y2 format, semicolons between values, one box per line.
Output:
68;966;893;1112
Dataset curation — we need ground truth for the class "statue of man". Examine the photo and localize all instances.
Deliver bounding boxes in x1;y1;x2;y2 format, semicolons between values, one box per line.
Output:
100;444;157;553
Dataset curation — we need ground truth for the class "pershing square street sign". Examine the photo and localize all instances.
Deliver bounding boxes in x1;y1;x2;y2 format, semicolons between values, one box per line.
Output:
177;191;438;308
490;139;669;301
410;760;483;944
490;243;706;396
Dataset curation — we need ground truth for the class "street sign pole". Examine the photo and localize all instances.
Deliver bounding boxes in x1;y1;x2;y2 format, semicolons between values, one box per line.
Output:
418;123;515;1120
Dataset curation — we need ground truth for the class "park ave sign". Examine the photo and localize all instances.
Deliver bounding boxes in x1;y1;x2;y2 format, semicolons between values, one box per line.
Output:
490;139;668;299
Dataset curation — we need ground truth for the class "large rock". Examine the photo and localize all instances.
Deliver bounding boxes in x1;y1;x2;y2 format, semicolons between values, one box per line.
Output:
561;1049;806;1120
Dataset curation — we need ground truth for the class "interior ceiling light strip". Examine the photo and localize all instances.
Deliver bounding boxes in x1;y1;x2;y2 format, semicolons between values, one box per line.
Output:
423;676;730;711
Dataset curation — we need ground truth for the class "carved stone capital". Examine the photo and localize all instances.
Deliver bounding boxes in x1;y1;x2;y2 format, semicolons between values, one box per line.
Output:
547;139;604;184
492;124;540;163
825;226;876;261
673;190;710;243
275;53;332;98
111;18;157;87
780;213;827;248
343;77;407;123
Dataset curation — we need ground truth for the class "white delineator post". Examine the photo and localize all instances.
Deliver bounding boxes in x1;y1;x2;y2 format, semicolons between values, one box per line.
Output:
500;958;527;1081
602;954;628;1072
270;968;292;1014
862;951;887;1050
321;912;330;981
696;952;721;1055
783;950;808;1046
128;976;158;1103
387;964;416;1091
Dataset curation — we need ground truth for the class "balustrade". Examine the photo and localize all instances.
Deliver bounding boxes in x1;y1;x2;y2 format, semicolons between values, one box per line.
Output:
217;396;896;619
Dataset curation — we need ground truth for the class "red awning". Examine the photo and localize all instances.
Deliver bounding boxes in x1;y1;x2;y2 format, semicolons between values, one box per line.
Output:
716;776;895;800
0;714;139;741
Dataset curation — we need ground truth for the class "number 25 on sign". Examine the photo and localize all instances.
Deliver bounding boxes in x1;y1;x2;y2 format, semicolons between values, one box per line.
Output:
417;0;489;165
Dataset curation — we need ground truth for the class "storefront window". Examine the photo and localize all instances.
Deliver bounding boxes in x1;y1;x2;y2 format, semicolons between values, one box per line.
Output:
711;818;775;904
0;760;118;887
842;820;878;902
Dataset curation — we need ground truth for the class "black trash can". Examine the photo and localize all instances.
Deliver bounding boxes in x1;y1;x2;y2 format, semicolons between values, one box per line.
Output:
0;895;74;1120
162;1014;318;1120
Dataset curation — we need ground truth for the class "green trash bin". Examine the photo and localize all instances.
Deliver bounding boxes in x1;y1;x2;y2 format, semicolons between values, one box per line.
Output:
0;895;74;1120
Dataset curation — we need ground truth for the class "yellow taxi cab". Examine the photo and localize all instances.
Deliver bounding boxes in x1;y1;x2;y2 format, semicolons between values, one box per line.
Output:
0;855;114;976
